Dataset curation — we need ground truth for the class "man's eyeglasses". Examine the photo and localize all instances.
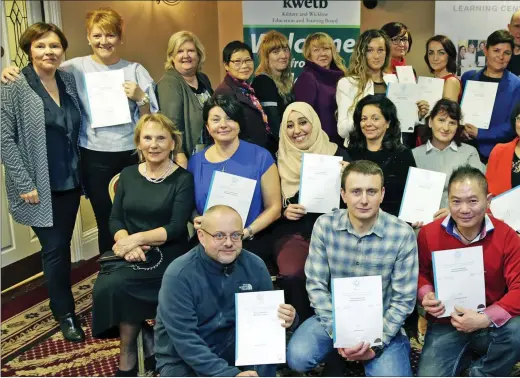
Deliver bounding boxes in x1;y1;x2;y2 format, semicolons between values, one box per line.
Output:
201;228;243;242
229;59;254;68
391;36;410;45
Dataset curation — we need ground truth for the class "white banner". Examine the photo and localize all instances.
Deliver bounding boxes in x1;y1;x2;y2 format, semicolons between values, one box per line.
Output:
435;1;520;75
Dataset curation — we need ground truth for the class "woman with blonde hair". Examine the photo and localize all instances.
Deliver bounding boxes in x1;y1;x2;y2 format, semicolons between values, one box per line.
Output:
293;32;348;145
252;30;294;139
157;30;213;160
92;113;194;376
2;7;159;257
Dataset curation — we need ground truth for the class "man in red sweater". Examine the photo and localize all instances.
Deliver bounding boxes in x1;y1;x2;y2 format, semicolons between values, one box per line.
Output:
417;165;520;376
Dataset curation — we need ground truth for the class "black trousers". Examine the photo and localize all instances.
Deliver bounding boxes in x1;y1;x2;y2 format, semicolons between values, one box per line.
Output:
80;148;138;254
32;187;81;319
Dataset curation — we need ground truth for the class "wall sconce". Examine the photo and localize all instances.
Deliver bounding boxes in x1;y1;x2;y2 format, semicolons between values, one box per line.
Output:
156;0;180;5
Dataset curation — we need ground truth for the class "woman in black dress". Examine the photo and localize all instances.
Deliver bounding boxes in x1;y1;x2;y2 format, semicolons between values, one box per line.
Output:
346;95;416;217
92;113;195;376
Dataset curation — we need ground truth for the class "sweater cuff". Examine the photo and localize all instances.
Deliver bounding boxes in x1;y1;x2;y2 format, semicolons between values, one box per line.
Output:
483;303;512;328
418;284;434;303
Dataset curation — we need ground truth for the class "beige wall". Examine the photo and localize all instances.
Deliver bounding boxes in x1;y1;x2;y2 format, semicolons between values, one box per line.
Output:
361;1;435;77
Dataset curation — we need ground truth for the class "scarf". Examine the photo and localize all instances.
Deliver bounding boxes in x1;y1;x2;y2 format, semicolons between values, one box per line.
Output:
277;102;338;201
390;57;407;74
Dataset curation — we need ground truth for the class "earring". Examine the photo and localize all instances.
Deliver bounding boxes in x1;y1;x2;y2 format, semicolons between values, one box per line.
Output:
137;149;144;162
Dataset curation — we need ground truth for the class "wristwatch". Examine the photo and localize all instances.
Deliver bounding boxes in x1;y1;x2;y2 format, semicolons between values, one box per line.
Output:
245;226;254;240
136;92;150;107
372;345;385;358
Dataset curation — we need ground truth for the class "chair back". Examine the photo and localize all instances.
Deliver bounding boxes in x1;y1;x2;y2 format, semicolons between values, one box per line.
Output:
108;173;121;203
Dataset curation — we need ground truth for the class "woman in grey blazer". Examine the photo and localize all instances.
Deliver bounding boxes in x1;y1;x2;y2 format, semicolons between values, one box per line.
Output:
1;23;84;342
157;31;213;164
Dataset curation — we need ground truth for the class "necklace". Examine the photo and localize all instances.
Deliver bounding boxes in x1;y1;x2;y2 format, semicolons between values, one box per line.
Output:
143;160;173;184
454;224;478;243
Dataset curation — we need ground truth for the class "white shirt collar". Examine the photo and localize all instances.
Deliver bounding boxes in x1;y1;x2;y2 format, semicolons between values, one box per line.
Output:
426;140;458;152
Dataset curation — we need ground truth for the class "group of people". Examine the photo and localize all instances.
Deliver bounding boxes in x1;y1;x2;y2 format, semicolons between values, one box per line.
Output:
1;4;520;377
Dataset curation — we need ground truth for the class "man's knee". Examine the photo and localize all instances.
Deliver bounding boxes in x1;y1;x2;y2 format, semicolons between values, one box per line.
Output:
287;340;315;373
500;316;520;351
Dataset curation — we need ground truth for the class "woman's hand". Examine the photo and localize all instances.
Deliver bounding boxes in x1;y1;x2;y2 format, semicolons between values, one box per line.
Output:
123;246;150;262
123;81;145;103
1;66;20;84
340;161;350;174
113;233;143;257
284;204;306;221
464;124;478;139
193;216;203;230
20;189;39;204
416;100;430;119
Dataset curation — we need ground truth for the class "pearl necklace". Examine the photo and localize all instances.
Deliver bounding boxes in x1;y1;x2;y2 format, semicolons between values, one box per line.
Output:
143;160;173;184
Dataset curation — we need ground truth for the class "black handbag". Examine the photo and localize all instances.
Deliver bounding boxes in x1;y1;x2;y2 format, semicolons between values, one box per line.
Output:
98;247;163;274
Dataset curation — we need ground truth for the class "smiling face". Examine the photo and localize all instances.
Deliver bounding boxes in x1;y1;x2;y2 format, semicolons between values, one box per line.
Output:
360;104;390;144
427;40;449;73
390;31;409;60
448;178;489;233
225;49;254;81
366;37;386;72
206;106;240;144
309;42;333;69
138;121;175;165
30;31;64;73
173;41;199;75
268;46;290;73
87;25;121;61
341;172;385;223
484;43;513;73
429;111;458;147
285;111;314;149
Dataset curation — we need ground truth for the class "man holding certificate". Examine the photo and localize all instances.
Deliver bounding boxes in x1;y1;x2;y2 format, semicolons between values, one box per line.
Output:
287;161;418;377
154;205;296;377
417;166;520;376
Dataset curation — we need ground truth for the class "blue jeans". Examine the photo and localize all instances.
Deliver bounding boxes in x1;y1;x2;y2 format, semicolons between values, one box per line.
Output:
287;315;412;376
418;317;520;376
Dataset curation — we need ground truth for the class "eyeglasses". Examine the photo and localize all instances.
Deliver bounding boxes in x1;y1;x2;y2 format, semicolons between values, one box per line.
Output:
391;37;410;45
201;228;243;242
229;59;254;68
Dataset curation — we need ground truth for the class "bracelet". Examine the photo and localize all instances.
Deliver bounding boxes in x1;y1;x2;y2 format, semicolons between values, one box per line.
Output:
136;92;150;107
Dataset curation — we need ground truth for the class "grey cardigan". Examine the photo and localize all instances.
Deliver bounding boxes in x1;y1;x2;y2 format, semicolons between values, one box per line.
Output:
156;69;213;157
0;70;82;227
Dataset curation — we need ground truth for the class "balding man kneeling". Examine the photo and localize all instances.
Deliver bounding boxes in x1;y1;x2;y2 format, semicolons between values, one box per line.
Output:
154;205;297;377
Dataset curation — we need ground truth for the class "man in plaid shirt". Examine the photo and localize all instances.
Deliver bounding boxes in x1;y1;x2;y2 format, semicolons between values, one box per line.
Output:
287;160;418;377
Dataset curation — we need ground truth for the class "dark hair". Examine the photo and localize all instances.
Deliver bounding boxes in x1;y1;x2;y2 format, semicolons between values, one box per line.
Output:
511;101;520;135
19;22;68;61
203;94;244;126
486;29;514;51
424;35;457;74
348;95;404;152
222;40;253;64
448;165;488;196
341;160;384;190
421;99;464;146
381;22;412;53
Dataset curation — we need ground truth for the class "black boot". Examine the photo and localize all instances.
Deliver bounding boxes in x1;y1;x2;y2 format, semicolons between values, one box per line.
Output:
115;365;138;377
58;313;85;342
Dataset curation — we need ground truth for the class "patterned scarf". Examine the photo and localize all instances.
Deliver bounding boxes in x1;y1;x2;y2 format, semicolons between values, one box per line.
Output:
227;73;271;134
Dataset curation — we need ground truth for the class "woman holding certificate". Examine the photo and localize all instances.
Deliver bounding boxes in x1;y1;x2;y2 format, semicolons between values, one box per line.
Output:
1;23;85;343
346;95;416;217
275;102;351;322
1;7;159;256
461;30;520;164
188;95;282;263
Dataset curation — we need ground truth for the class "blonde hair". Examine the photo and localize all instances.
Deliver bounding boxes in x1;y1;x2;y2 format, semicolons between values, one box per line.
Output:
255;30;293;100
164;31;206;72
134;114;183;162
346;29;391;113
303;32;348;75
85;7;123;37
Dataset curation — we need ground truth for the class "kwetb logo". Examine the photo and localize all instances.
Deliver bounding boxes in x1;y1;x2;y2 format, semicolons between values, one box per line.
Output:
283;0;328;8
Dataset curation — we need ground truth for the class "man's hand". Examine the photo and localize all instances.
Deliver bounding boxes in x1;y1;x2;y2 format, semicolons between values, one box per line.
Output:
193;216;203;230
237;371;258;377
1;65;20;84
451;306;491;333
284;204;306;221
433;208;450;220
338;342;375;361
422;292;445;318
278;304;296;328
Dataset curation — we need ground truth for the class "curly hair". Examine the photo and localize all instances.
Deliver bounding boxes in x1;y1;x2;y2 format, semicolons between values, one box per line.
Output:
348;95;404;152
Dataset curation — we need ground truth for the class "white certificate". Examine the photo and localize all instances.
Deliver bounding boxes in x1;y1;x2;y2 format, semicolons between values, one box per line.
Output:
84;70;132;128
417;76;445;113
383;73;398;84
235;290;286;366
490;186;520;232
386;83;419;133
432;246;486;317
299;153;342;213
204;171;257;225
460;81;498;130
396;65;416;84
399;167;446;224
332;276;383;348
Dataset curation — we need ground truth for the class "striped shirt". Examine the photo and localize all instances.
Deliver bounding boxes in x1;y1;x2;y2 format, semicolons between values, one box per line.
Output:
305;209;418;346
